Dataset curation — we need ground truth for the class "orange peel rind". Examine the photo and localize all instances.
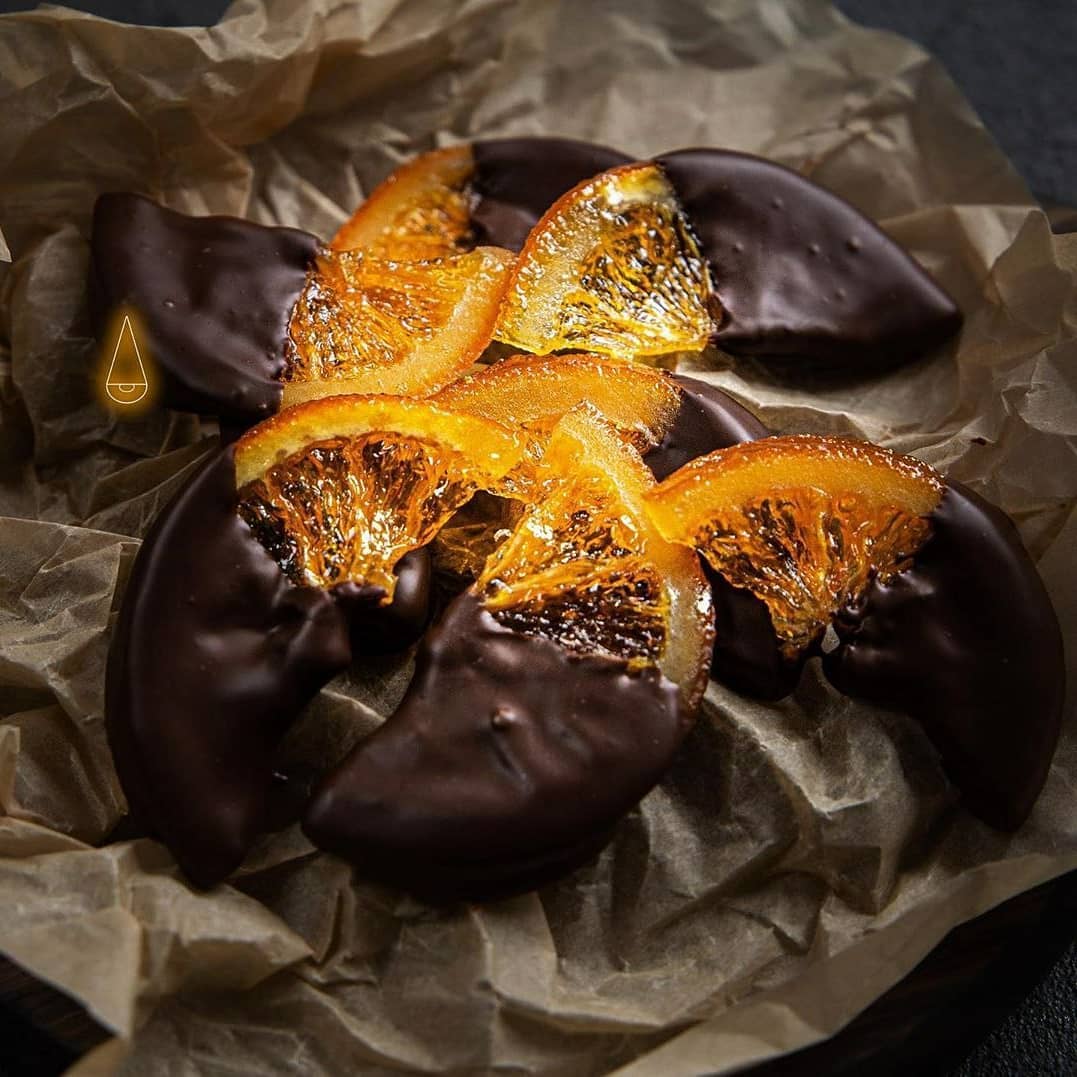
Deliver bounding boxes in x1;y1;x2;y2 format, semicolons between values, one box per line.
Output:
234;395;525;597
644;435;944;653
433;351;682;451
495;163;718;358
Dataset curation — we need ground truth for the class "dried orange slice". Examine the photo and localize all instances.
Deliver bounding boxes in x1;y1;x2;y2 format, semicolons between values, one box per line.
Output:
331;145;476;259
476;406;713;706
434;352;681;451
234;395;525;598
281;246;513;407
644;436;944;654
495;163;717;358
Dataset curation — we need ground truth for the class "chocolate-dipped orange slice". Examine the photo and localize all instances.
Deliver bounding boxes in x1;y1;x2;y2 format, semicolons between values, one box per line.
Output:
645;437;1064;829
303;407;713;901
90;194;317;424
645;436;944;655
106;445;352;888
824;482;1064;830
108;398;524;887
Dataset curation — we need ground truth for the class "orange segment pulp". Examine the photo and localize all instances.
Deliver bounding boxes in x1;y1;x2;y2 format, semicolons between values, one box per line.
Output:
282;246;513;407
643;436;944;654
331;145;476;259
476;406;713;707
495;163;718;358
433;352;682;451
234;395;525;598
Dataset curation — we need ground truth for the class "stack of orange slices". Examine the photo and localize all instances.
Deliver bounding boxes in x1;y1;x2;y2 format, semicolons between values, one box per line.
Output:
231;144;946;711
278;145;725;408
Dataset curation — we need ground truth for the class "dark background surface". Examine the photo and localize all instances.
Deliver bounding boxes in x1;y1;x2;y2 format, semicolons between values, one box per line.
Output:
0;1;1073;1075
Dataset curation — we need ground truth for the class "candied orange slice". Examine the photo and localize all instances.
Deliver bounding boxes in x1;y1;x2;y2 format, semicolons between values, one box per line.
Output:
331;145;476;259
495;163;717;358
281;246;513;407
476;406;713;706
644;436;945;654
234;395;525;597
434;352;681;451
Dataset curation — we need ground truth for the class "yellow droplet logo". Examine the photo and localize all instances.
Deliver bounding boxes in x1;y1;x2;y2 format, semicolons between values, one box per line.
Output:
97;307;156;416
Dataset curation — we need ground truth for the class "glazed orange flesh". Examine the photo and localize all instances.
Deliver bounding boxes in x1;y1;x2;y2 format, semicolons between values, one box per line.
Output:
645;435;944;653
433;351;682;451
281;246;514;406
234;395;525;597
478;405;713;708
495;163;718;358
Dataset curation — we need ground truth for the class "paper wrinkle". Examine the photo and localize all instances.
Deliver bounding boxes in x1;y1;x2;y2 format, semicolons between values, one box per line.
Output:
0;1;1073;1074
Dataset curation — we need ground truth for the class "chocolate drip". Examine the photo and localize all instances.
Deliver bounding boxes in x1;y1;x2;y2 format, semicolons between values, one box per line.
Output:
657;149;963;369
824;483;1065;829
106;446;434;886
304;593;685;902
471;137;632;251
91;193;316;423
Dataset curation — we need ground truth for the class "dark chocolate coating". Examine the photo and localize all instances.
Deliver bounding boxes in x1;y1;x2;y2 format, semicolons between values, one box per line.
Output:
824;483;1065;830
303;593;686;903
645;375;769;481
471;137;632;252
106;446;350;887
645;377;801;699
333;548;433;657
704;562;811;701
657;149;963;369
106;446;435;886
91;193;317;423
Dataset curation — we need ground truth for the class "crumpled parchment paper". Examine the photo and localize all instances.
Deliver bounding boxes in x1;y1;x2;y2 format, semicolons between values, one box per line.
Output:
0;1;1074;1074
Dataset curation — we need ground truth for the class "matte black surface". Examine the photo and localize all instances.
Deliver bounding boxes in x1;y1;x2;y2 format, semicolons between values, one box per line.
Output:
837;0;1076;206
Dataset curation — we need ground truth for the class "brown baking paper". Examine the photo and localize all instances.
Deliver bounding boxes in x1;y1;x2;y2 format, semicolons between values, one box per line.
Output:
0;1;1074;1073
